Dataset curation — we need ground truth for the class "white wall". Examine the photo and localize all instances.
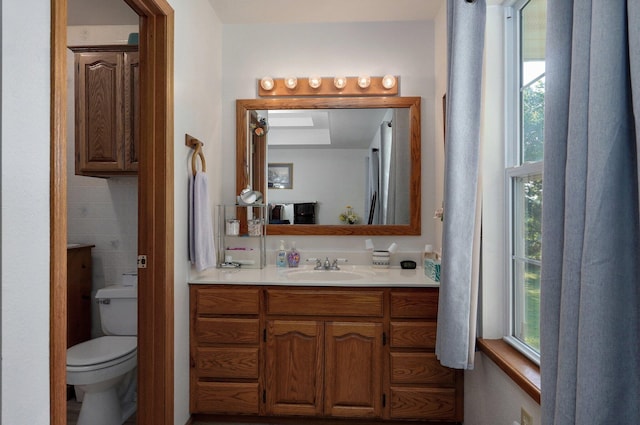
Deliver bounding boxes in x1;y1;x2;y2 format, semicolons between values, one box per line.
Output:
171;1;223;423
220;20;440;259
0;1;52;423
66;25;139;338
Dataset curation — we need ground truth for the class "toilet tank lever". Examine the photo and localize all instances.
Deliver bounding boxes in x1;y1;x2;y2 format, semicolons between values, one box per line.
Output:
97;299;111;305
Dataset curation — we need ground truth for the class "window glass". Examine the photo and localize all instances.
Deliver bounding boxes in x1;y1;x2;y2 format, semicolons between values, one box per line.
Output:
507;0;546;359
520;0;546;163
512;174;542;352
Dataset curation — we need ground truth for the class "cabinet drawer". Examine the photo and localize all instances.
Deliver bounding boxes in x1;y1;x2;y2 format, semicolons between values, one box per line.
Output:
390;352;455;385
195;347;259;379
390;290;438;319
389;387;457;420
390;322;437;349
266;289;384;317
194;381;259;414
195;287;260;315
195;317;259;344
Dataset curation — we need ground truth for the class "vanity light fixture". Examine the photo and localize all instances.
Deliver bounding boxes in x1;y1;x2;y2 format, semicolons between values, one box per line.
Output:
357;75;371;89
333;76;348;89
284;76;298;89
257;75;399;96
308;75;322;89
382;74;397;89
260;76;275;91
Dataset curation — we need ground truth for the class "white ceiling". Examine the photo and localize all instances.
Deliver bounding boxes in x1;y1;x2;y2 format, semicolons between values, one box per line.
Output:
208;0;445;24
68;0;445;26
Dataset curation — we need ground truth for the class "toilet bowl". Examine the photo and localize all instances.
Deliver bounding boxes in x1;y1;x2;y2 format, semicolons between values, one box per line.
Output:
67;285;137;425
67;336;137;425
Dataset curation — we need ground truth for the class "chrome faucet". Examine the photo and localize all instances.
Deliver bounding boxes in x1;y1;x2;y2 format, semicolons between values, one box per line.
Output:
313;257;341;271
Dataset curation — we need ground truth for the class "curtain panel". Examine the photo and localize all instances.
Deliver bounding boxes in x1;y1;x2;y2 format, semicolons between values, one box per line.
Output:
435;0;486;370
541;0;640;423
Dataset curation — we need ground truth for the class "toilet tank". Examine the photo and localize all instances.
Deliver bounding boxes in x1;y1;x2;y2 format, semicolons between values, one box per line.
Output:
95;285;137;336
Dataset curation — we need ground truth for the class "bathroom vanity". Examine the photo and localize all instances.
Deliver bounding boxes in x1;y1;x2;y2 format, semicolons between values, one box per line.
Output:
188;268;463;424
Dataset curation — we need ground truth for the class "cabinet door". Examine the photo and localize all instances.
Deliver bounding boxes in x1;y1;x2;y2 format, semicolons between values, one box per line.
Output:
123;51;139;171
265;320;323;416
75;52;125;173
325;322;383;418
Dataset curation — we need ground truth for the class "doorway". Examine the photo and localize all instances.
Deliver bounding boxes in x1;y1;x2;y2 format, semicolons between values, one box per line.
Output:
51;1;175;424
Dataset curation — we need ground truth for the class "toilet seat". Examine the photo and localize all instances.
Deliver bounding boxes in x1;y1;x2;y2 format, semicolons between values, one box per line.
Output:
67;336;137;372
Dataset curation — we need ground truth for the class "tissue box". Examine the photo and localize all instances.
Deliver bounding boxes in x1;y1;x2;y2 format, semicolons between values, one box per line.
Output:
423;259;441;282
122;272;138;287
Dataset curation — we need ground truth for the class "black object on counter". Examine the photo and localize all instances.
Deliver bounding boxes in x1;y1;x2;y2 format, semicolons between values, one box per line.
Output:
400;260;417;269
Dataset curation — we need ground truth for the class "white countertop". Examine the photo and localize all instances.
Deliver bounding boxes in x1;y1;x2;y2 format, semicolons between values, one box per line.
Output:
189;264;438;288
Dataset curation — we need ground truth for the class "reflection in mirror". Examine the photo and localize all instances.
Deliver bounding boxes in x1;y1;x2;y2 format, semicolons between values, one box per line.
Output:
265;108;410;226
236;97;421;236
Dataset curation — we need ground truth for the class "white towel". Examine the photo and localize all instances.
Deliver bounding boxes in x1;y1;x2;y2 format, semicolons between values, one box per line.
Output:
189;171;216;271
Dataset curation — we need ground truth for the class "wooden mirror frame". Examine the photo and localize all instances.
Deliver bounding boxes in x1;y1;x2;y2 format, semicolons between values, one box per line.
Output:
236;96;421;236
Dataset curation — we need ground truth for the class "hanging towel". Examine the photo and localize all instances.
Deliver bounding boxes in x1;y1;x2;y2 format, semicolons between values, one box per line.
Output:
189;171;216;271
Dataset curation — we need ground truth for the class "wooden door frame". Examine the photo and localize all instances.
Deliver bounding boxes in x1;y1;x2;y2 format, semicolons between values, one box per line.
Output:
50;1;175;424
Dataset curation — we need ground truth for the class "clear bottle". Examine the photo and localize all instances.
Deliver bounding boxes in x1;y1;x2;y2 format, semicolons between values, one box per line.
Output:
287;241;300;267
276;240;287;267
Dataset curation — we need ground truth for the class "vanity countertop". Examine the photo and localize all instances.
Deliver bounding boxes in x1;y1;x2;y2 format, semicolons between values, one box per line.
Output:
189;264;438;287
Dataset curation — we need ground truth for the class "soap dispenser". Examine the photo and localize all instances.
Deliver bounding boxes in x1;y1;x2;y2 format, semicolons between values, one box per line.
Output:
287;241;300;267
276;240;287;267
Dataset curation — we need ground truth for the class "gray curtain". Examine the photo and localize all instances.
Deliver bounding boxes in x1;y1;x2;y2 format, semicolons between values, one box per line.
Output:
380;122;395;224
435;0;486;370
541;1;640;423
366;149;381;225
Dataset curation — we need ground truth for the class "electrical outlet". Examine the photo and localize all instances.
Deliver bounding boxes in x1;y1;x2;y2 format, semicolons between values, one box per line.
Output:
521;407;533;425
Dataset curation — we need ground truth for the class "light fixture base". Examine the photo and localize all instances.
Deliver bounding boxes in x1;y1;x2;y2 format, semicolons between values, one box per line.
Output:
257;76;399;97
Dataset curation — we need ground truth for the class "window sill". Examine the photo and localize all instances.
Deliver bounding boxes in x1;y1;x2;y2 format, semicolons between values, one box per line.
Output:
476;338;541;404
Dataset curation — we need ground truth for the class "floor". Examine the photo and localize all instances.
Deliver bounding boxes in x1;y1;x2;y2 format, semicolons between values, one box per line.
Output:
67;398;136;425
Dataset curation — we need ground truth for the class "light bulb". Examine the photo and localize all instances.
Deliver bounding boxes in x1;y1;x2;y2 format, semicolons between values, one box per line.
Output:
308;76;322;89
333;76;347;89
357;75;371;89
382;74;396;89
284;76;298;89
260;76;274;91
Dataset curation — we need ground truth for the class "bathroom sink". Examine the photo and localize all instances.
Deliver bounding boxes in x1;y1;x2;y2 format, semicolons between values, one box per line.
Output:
283;269;374;281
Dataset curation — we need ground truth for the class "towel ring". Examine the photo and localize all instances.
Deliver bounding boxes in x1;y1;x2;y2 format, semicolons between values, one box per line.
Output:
186;134;207;176
191;144;206;176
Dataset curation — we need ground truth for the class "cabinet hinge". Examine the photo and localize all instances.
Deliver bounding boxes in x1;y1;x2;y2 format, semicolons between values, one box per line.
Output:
382;332;387;346
137;255;147;268
262;389;266;403
382;393;386;407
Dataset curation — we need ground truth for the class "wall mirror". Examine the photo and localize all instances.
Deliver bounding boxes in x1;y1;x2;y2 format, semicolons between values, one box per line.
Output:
236;96;421;236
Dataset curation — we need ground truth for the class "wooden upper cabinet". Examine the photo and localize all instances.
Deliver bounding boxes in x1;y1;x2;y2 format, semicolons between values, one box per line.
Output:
71;45;139;176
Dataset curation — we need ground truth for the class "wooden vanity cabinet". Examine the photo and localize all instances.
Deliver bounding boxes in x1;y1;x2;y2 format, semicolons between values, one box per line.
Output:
264;289;385;419
70;45;139;176
190;285;462;424
67;244;94;348
389;289;463;422
189;286;261;415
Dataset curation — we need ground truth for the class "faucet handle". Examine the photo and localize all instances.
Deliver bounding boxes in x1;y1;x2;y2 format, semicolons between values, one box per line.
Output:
331;259;340;270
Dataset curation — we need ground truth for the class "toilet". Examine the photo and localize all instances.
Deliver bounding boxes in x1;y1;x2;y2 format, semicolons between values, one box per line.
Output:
67;285;137;425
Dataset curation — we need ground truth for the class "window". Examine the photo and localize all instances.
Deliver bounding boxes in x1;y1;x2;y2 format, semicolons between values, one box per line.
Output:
505;0;546;362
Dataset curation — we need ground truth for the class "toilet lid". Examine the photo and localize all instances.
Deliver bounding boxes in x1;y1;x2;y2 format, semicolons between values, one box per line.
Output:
67;336;137;367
